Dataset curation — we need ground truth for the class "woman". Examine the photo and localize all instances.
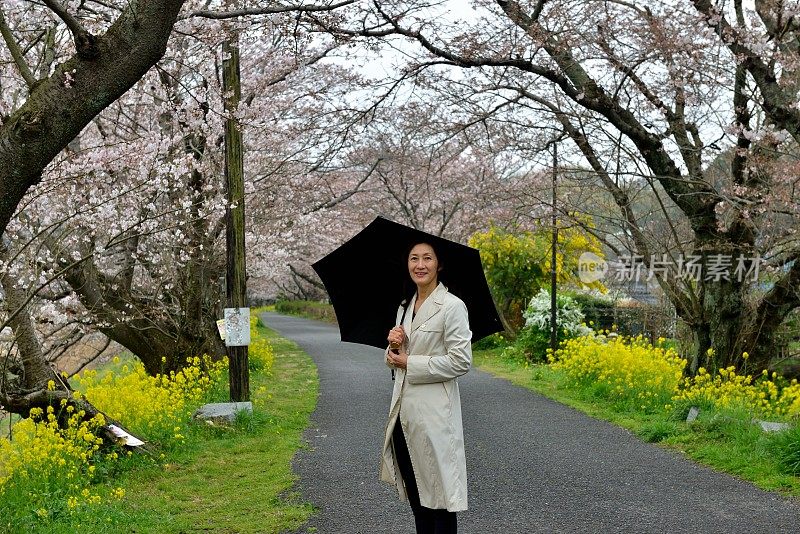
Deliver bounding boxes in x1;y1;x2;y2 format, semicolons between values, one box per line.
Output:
381;241;472;534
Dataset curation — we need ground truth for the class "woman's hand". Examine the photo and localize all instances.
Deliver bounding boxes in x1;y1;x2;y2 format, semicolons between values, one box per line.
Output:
387;326;408;369
387;326;406;350
387;345;408;369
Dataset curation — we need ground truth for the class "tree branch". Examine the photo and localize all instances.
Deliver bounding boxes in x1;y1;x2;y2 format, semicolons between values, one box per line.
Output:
754;257;800;339
530;0;546;22
305;158;380;214
497;1;717;228
692;0;800;143
289;263;325;291
186;0;356;19
0;385;149;451
42;0;99;59
596;25;703;179
0;7;37;88
66;336;112;377
0;0;186;240
514;87;698;319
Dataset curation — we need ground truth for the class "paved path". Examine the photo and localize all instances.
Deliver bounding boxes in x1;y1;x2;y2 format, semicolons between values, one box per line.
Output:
261;312;800;533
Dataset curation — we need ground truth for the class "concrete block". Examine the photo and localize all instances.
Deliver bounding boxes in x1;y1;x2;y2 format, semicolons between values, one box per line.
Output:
193;401;253;424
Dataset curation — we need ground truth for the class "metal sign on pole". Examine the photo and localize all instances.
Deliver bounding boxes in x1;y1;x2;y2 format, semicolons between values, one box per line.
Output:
224;307;251;347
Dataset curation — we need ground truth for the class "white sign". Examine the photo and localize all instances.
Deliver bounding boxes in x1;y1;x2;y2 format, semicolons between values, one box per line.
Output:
107;424;145;447
224;307;251;347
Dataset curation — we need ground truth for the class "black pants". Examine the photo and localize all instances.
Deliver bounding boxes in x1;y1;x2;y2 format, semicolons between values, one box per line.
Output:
392;418;457;534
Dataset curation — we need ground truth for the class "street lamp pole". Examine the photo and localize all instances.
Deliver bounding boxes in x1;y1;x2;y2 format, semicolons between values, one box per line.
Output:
550;138;558;356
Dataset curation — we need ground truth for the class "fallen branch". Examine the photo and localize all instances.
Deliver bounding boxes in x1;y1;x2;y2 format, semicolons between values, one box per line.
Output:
0;385;151;454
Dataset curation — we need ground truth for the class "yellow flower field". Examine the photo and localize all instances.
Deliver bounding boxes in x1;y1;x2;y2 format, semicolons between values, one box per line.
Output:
0;349;234;526
550;334;686;411
0;405;125;523
549;333;800;419
673;366;800;418
249;315;275;372
73;354;226;442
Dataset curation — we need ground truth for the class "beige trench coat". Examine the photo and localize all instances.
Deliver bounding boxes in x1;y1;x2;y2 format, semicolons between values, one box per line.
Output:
380;282;472;512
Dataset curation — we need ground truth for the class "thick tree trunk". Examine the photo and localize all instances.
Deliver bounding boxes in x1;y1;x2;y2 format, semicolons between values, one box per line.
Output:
0;235;58;390
683;255;788;375
703;277;748;372
689;323;711;375
0;0;186;238
750;258;800;367
1;273;54;390
58;246;225;376
496;304;517;339
97;321;224;376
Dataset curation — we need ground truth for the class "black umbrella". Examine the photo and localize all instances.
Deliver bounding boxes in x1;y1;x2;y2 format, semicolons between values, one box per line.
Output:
311;216;503;349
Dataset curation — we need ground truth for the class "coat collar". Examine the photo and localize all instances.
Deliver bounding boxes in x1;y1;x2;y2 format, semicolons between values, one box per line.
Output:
410;282;447;333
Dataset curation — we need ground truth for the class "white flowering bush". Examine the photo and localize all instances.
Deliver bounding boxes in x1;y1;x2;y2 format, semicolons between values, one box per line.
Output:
523;289;593;336
509;289;593;362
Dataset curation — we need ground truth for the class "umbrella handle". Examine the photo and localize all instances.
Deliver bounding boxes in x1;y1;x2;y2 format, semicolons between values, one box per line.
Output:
390;302;408;382
389;342;400;381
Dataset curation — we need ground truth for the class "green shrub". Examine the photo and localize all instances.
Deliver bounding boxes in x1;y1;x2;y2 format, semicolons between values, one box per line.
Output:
514;324;568;362
275;300;337;323
472;332;509;351
564;291;615;331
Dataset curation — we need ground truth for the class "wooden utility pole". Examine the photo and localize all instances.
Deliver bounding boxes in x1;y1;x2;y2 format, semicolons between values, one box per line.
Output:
223;28;250;402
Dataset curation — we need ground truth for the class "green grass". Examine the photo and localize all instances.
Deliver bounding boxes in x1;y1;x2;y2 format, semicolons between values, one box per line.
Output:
32;321;320;533
473;348;800;495
114;324;319;533
274;300;336;324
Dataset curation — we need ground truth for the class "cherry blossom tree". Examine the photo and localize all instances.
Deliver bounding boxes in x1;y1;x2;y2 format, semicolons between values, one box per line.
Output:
246;98;532;300
310;0;800;372
0;0;358;419
349;104;522;239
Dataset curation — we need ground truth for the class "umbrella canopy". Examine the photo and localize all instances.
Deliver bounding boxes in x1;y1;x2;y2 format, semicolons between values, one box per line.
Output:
311;216;503;349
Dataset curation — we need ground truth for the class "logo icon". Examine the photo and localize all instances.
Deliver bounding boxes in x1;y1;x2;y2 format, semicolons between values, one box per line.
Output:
578;252;607;284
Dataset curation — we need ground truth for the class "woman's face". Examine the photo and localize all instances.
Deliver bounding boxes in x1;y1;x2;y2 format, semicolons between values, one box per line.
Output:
408;243;440;288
